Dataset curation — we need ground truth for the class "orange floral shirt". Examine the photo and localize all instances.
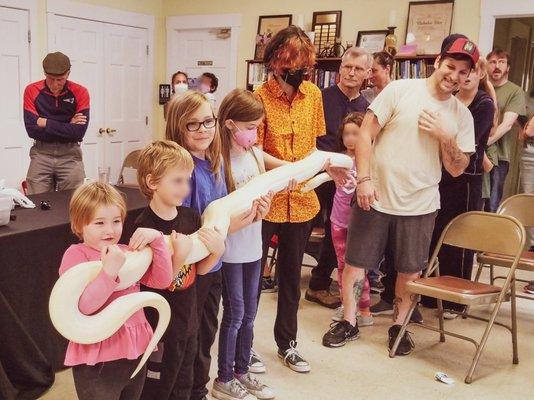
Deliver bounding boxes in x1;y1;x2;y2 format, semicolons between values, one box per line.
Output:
255;78;326;223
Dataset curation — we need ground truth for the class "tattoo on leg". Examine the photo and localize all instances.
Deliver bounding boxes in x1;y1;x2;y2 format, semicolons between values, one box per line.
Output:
352;279;365;305
393;297;402;322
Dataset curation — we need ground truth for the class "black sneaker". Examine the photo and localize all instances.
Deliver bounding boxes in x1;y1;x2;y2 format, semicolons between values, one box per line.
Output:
370;279;385;294
411;306;424;324
370;299;394;315
261;277;278;293
388;325;415;356
277;341;310;373
322;320;359;348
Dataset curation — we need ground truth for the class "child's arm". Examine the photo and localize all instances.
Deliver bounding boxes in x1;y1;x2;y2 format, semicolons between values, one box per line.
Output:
169;231;193;277
60;245;124;315
134;230;174;289
196;227;225;275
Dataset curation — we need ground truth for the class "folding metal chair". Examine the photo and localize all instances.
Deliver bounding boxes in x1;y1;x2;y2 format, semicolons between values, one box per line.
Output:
389;211;525;384
474;194;534;300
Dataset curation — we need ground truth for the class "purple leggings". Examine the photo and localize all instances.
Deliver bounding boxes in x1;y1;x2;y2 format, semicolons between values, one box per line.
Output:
331;222;371;310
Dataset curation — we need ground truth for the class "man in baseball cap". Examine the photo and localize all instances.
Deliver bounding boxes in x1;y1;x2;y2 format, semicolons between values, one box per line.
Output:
440;34;480;68
22;52;90;194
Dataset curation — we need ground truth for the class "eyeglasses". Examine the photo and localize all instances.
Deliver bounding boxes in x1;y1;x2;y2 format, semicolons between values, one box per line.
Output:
186;117;217;132
341;64;367;73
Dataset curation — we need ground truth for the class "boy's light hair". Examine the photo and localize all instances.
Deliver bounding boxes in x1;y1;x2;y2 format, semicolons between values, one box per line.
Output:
137;140;194;199
69;182;127;240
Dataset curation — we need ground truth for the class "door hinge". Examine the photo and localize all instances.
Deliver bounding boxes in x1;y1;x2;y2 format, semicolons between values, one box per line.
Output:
27;30;31;43
146;45;149;56
145;116;149;125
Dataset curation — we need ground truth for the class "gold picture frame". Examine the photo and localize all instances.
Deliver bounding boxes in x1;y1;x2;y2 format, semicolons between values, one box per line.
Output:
255;14;293;59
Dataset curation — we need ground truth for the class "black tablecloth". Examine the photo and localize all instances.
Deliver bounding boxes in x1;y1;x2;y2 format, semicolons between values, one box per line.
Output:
0;187;147;399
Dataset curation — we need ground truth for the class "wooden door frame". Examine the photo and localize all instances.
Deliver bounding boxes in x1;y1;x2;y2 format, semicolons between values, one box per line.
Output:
46;0;154;142
166;14;241;92
479;0;534;55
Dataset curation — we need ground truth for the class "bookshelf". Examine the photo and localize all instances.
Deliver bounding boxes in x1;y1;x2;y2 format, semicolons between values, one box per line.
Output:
393;55;438;80
245;54;439;91
246;58;342;92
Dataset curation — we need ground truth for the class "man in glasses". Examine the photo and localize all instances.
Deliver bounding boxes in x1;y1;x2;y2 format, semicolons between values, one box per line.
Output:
305;47;372;310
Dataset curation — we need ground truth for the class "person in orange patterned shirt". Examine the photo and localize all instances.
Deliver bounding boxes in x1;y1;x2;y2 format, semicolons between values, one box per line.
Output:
254;25;326;374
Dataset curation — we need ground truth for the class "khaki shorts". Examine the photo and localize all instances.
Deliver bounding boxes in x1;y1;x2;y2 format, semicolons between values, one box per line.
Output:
26;141;85;194
345;206;437;274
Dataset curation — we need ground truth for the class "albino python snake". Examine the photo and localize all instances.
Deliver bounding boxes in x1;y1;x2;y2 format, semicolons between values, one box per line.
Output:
49;150;351;378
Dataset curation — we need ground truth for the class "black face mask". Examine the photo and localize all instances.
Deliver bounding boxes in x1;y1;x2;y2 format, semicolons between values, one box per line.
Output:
282;69;305;90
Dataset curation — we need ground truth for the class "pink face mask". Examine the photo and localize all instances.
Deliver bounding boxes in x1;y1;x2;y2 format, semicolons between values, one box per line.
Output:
231;121;257;148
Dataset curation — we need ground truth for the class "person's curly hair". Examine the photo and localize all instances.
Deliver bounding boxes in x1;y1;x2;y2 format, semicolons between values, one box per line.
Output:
263;25;316;75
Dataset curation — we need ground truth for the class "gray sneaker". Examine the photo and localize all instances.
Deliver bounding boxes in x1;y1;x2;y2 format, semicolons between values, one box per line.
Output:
212;379;257;400
332;306;374;327
236;373;275;400
249;348;266;374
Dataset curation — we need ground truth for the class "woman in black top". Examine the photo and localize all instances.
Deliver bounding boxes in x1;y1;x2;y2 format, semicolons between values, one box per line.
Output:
422;58;496;313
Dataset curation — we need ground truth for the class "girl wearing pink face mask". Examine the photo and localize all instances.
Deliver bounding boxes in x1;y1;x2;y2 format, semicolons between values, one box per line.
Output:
213;89;299;400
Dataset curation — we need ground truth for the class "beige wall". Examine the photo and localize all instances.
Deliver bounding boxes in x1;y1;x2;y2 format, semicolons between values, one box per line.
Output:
164;0;482;91
27;0;482;138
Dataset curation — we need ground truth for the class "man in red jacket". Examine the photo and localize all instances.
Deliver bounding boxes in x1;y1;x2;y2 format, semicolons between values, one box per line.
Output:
23;52;90;194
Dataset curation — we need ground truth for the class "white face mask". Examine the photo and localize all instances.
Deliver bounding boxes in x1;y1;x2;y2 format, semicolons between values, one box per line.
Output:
174;83;188;94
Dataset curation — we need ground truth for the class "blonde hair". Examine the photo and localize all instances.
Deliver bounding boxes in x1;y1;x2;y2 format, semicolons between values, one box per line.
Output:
218;89;265;192
165;90;222;180
69;182;126;240
137;140;194;199
476;58;499;127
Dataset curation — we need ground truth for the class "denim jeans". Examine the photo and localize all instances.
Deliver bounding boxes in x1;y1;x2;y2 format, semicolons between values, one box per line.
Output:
217;260;262;382
486;160;510;212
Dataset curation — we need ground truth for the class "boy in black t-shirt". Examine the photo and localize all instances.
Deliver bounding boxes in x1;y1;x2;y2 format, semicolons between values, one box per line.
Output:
135;140;225;400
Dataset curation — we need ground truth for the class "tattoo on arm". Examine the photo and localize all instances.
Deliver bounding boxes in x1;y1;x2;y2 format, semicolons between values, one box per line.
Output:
441;137;469;174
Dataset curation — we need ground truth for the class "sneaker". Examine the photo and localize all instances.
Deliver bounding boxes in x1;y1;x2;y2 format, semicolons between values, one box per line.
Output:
410;306;424;324
358;314;374;327
236;373;275;400
370;279;385;294
371;300;423;324
331;305;345;322
331;306;374;327
524;281;534;295
388;325;415;356
249;349;266;374
442;310;459;320
322;320;359;348
277;341;310;373
304;289;341;309
261;277;277;293
370;299;394;315
212;378;257;400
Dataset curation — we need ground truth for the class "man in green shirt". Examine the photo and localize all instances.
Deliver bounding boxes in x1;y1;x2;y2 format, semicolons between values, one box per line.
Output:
485;48;526;211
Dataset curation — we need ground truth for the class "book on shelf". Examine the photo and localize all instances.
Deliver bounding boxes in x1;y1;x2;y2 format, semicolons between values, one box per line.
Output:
247;62;268;88
394;58;435;80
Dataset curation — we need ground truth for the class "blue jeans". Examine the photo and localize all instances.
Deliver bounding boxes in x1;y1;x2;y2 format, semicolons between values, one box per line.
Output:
217;260;262;382
486;160;509;212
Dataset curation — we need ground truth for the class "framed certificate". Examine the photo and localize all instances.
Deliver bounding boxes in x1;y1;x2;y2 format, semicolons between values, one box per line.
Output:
405;0;454;55
356;30;389;54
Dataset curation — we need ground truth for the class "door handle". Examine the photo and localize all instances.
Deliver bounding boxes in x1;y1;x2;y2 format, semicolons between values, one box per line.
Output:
106;128;117;136
98;128;105;137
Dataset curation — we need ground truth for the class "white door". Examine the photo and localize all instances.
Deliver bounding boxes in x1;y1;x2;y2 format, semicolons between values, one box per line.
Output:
169;28;232;106
0;6;31;189
48;15;149;183
103;23;148;183
48;15;104;181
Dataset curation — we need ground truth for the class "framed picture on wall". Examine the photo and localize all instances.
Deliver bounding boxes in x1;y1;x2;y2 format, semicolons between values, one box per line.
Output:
405;0;455;55
255;14;293;59
356;30;389;54
312;10;342;56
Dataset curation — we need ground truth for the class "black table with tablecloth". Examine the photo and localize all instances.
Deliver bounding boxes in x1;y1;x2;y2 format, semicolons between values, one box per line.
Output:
0;187;147;399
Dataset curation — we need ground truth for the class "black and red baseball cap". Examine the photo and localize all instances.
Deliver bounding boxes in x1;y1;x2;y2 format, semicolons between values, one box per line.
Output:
440;35;480;67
